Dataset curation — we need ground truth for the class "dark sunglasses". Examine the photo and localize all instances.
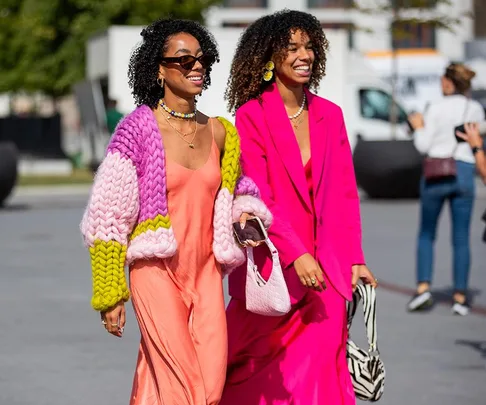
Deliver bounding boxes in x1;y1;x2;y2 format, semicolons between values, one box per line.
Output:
160;54;213;70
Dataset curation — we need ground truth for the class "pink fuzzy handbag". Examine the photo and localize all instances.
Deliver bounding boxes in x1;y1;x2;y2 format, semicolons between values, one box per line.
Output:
245;238;291;316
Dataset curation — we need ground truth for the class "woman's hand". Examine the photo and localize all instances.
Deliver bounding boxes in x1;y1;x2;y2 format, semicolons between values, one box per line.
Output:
351;264;378;291
238;212;262;247
294;253;326;292
101;301;126;338
408;112;425;130
456;122;483;148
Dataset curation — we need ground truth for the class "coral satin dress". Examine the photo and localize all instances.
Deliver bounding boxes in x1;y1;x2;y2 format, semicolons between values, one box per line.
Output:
129;126;228;405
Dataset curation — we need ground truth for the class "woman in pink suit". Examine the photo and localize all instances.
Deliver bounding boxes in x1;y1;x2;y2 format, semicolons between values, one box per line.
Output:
220;10;378;405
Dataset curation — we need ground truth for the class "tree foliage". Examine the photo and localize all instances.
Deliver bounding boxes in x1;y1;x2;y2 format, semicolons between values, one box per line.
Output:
0;0;222;97
352;0;469;40
350;0;469;131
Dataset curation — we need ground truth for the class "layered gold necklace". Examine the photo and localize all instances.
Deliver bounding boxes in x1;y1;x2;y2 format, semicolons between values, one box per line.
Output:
165;115;198;149
160;99;198;149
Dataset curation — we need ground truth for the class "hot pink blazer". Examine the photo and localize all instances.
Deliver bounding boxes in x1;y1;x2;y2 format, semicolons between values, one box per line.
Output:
228;82;365;303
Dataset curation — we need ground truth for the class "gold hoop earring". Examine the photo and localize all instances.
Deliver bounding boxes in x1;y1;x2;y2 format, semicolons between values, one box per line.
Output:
263;61;275;82
157;78;164;87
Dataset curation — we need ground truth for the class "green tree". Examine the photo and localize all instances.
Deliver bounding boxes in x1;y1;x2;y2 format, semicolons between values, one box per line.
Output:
0;0;223;98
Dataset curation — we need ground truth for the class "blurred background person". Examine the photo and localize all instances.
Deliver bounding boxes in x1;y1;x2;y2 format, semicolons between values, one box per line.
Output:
408;63;485;316
105;98;124;133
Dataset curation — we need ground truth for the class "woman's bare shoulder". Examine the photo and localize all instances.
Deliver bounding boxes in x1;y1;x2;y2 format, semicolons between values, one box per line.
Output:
210;116;227;152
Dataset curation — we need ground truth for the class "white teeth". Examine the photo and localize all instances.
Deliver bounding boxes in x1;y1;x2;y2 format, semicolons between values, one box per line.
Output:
188;76;202;81
295;66;310;71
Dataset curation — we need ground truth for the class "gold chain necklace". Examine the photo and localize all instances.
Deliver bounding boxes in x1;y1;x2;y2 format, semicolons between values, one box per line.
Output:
168;117;198;148
291;114;305;129
165;115;196;138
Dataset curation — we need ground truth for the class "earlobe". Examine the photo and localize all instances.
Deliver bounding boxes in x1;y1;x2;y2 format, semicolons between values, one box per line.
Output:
158;64;166;79
157;67;165;87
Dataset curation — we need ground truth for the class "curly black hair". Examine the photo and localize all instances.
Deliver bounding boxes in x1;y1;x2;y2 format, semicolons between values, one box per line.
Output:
128;18;220;108
225;9;329;113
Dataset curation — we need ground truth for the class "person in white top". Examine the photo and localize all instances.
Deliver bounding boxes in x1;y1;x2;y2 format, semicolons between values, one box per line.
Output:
407;63;485;316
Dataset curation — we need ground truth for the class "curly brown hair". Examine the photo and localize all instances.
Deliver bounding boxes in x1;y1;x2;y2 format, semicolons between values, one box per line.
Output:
225;9;329;113
128;18;219;109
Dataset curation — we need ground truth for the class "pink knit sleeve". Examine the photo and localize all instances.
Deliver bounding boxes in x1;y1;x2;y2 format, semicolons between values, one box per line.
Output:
80;149;139;312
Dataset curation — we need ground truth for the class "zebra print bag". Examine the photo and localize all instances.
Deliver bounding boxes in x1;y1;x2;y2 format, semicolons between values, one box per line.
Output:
347;284;386;402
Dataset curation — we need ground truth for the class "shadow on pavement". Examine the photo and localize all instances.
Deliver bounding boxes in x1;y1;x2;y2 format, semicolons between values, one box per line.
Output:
0;203;31;211
431;286;483;306
455;339;486;360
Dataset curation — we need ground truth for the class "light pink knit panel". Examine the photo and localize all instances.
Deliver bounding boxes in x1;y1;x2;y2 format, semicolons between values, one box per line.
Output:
232;195;273;228
213;188;246;273
80;151;139;247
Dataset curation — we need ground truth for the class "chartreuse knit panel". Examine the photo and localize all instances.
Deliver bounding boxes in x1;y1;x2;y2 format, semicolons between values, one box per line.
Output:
80;105;272;312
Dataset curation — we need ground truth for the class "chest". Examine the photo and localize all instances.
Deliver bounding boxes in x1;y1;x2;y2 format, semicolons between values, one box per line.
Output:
291;112;311;164
157;120;216;171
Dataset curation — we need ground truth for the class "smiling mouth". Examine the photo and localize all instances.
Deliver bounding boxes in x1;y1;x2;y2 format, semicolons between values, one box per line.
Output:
187;75;203;82
294;65;310;72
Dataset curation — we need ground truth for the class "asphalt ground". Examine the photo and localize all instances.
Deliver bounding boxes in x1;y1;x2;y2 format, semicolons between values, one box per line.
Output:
1;187;484;405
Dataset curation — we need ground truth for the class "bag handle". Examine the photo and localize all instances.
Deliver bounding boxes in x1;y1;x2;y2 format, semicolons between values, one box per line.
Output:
347;284;379;355
246;238;280;286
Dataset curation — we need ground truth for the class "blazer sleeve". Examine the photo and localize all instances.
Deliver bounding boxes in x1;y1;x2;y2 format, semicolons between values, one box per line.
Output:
80;129;139;312
338;111;366;265
236;109;308;268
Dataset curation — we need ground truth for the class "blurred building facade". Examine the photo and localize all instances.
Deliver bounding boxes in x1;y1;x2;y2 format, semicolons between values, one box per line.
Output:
206;0;475;61
474;0;486;38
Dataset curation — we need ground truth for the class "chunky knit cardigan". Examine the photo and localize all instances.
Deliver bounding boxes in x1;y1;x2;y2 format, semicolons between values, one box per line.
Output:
80;105;272;312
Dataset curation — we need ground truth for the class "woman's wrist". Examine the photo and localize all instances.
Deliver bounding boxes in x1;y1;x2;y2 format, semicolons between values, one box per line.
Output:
471;139;483;150
468;136;483;149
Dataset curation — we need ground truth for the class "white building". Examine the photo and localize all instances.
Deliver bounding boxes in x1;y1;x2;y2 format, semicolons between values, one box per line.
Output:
205;0;474;62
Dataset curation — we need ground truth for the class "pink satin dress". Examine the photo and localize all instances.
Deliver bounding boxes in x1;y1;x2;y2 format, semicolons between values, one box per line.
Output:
129;127;227;405
220;159;356;405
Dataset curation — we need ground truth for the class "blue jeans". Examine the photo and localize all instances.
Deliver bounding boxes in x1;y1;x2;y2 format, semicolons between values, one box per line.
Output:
416;161;476;293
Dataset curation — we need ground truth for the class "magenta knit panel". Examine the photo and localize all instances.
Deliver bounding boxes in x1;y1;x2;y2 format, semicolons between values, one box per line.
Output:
235;176;260;198
107;105;169;223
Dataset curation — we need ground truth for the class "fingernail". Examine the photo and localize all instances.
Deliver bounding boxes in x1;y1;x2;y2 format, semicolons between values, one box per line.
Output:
240;222;245;229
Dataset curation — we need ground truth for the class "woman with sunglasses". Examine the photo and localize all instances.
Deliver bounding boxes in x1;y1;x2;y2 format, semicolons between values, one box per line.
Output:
220;10;377;405
80;18;271;405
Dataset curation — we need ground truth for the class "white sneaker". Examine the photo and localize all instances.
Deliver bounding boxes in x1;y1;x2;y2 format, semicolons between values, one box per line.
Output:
407;291;433;312
452;301;470;316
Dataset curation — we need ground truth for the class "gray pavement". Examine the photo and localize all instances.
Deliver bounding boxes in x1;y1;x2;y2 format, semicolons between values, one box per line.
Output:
1;188;485;405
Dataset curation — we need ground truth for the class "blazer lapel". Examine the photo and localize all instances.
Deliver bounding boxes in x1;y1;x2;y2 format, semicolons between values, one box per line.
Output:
261;83;312;212
307;89;328;199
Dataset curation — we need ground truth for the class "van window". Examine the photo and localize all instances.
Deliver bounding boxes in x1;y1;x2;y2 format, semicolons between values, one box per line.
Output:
359;88;408;123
